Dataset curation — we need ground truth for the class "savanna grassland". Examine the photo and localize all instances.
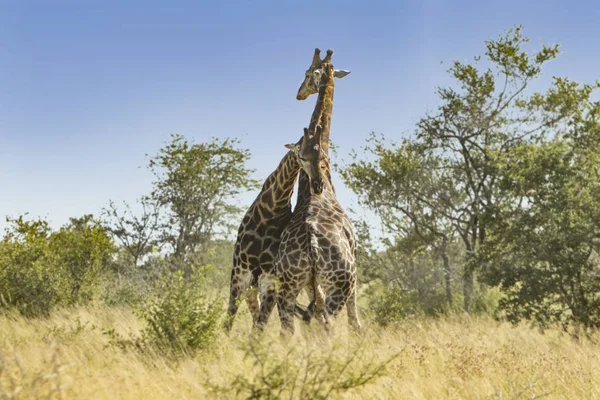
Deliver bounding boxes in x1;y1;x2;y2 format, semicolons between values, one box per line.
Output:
3;25;600;400
1;305;599;399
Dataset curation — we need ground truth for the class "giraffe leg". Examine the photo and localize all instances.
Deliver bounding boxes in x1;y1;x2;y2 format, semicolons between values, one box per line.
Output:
224;268;251;332
255;273;277;332
325;287;349;320
246;286;260;326
346;285;362;332
295;285;316;323
278;282;304;338
313;283;330;328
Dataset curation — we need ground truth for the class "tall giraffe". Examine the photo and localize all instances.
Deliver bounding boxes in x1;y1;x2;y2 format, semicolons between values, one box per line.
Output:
257;49;360;336
224;129;321;332
227;48;350;332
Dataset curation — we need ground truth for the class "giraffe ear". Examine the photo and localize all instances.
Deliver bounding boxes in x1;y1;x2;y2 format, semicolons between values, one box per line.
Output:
285;143;299;151
334;69;350;79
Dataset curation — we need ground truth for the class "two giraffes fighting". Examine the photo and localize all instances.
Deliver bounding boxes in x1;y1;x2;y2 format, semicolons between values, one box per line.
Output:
224;48;360;337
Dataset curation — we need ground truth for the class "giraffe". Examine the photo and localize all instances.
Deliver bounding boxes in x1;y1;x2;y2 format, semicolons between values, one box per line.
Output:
225;127;324;332
226;48;350;333
256;49;360;336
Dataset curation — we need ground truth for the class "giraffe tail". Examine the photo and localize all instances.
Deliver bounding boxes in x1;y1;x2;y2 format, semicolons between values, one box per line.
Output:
307;225;327;325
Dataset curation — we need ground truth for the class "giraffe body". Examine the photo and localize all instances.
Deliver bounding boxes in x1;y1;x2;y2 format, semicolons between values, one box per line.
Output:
225;137;312;332
256;49;360;335
275;175;360;336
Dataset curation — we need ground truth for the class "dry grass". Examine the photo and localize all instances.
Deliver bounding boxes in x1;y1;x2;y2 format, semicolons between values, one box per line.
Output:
1;305;599;399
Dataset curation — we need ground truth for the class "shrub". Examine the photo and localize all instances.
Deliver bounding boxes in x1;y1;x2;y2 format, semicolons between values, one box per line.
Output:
209;337;395;399
0;215;114;317
49;215;115;304
99;277;146;307
0;217;60;316
108;264;224;356
368;281;450;326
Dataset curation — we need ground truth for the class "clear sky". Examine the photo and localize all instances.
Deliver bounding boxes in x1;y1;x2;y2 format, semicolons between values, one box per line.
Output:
1;0;599;233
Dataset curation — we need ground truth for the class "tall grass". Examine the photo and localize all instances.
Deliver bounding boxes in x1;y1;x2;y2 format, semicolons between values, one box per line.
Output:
1;306;599;399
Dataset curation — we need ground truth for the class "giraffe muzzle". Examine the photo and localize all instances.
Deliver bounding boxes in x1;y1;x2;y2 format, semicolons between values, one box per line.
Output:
311;178;324;195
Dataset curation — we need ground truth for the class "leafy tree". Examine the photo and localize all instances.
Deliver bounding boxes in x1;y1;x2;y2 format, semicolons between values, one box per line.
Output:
49;214;115;303
147;134;259;263
103;197;163;269
0;215;114;315
0;216;58;316
341;138;459;306
480;105;600;329
342;26;591;311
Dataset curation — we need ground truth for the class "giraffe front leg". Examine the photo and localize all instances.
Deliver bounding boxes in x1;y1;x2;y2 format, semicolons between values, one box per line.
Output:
255;273;277;332
311;282;329;328
346;284;362;332
325;287;348;320
224;268;251;332
246;286;260;326
277;282;302;338
295;285;316;323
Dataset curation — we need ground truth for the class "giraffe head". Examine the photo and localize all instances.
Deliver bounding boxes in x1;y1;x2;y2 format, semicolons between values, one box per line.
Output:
296;48;350;101
285;127;327;195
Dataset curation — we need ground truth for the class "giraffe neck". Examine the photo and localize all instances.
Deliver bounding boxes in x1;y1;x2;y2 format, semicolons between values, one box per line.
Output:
259;146;302;212
296;65;336;207
308;64;335;156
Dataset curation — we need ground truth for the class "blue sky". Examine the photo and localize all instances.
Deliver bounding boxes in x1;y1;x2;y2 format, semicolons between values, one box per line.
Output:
1;0;599;234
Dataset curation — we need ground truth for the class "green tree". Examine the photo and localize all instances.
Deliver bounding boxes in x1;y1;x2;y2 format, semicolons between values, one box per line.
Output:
0;215;114;315
49;214;115;303
0;216;58;316
103;197;163;269
480;106;600;329
341;26;592;311
341;138;459;307
147;134;259;263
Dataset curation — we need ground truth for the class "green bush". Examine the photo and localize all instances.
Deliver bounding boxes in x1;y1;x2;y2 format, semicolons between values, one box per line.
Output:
49;215;115;304
0;215;114;317
137;264;223;355
100;277;146;307
0;217;61;316
368;281;450;326
209;337;395;399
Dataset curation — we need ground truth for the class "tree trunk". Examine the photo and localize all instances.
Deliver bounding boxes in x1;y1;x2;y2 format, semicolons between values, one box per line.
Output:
441;237;452;306
463;268;473;312
478;225;488;292
463;239;475;312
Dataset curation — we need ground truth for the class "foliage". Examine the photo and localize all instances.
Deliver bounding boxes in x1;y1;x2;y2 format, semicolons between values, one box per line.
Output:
106;263;224;356
341;26;598;315
49;215;115;304
209;338;395;400
147;134;259;262
0;215;114;317
103;197;163;268
368;284;422;326
99;275;146;307
189;239;235;288
0;217;60;316
480;127;600;329
359;233;464;324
